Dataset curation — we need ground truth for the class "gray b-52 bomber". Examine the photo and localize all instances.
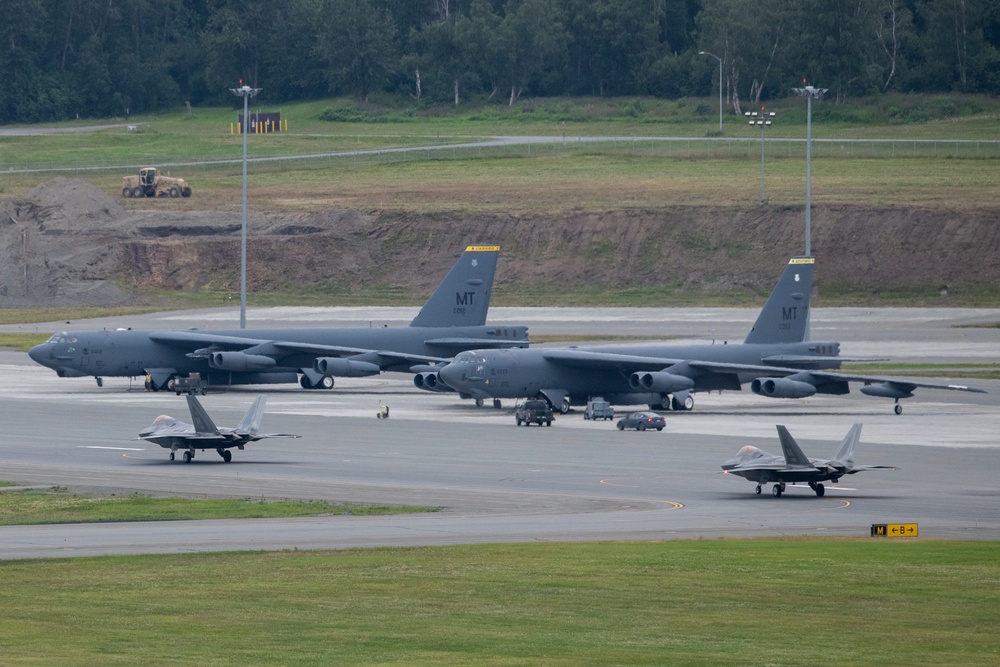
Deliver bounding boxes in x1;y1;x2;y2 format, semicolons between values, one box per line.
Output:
721;423;894;497
29;245;528;391
427;257;985;414
138;394;299;463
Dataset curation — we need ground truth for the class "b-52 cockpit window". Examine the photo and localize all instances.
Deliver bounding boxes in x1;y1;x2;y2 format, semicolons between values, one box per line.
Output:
454;351;484;365
45;333;78;344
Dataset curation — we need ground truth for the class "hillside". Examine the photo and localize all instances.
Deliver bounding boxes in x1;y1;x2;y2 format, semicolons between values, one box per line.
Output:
1;178;998;307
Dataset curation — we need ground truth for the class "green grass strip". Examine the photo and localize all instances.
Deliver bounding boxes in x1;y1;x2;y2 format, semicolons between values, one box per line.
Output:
0;539;997;665
0;488;435;525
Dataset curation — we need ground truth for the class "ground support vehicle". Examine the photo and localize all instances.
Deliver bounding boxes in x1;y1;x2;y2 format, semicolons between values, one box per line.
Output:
515;399;554;426
584;397;615;421
122;167;192;198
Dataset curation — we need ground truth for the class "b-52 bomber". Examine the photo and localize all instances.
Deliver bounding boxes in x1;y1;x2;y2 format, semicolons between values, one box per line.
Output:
427;256;985;414
29;245;528;391
138;394;299;463
721;423;894;497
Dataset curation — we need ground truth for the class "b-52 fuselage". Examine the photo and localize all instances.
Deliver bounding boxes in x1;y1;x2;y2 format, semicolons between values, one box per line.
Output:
29;245;528;391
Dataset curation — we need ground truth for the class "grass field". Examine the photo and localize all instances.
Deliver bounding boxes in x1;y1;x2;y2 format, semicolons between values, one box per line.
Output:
1;539;998;666
0;487;434;525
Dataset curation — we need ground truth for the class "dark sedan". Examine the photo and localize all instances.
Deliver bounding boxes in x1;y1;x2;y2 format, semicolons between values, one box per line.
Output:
616;411;665;432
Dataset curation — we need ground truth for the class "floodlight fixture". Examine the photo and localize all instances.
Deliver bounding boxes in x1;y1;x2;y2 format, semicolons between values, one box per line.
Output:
698;51;723;132
745;109;776;204
230;82;262;329
792;82;826;256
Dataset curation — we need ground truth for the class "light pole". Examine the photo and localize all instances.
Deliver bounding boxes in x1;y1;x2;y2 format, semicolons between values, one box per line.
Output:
698;51;723;133
792;84;826;257
745;108;775;205
230;82;261;329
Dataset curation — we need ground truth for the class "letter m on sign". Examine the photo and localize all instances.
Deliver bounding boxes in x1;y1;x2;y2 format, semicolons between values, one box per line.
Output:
456;292;474;306
782;306;797;321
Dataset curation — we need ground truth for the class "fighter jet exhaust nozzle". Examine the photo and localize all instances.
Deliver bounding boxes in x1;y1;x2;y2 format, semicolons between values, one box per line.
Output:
751;377;818;399
628;372;695;394
313;357;381;378
209;351;277;372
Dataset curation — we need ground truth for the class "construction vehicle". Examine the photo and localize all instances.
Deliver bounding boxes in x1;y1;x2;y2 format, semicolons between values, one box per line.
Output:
122;167;192;198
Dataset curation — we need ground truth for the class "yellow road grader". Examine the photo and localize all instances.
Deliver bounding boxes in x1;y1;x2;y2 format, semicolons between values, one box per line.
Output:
122;167;192;198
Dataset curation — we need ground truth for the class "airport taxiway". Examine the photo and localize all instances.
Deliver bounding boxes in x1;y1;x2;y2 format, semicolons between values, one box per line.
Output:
0;307;997;559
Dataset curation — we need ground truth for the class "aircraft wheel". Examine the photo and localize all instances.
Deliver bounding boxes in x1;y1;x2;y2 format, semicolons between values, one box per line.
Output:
755;485;762;495
616;422;624;431
319;375;334;389
894;403;903;415
221;450;232;463
300;375;314;389
183;451;192;463
493;399;502;409
559;399;571;414
683;395;694;411
475;398;484;407
772;485;782;497
815;483;825;497
169;452;175;461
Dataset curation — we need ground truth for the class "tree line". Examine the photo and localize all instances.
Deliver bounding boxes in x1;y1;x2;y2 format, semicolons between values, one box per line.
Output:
1;0;997;124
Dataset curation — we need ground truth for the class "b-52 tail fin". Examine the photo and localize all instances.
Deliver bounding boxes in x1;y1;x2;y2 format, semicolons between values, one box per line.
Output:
743;257;815;345
409;245;500;328
831;423;863;468
186;394;221;435
775;425;814;467
234;395;268;435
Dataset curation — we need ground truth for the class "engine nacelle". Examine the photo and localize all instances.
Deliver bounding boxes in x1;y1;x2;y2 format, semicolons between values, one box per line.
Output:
413;372;453;392
860;383;914;400
628;371;695;394
314;357;381;378
210;351;276;372
751;377;818;399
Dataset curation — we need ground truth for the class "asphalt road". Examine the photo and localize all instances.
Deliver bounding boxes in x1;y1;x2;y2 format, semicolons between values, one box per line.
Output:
1;307;998;559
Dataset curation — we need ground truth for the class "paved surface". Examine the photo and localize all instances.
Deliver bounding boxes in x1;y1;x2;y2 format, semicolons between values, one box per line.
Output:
1;307;998;559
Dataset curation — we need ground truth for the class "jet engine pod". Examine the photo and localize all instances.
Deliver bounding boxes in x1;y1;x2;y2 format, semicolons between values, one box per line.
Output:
210;351;277;372
314;357;381;378
751;377;818;399
860;383;914;400
628;371;696;393
413;372;453;392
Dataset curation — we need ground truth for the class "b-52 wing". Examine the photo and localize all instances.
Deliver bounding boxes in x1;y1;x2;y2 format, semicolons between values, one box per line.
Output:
537;348;986;414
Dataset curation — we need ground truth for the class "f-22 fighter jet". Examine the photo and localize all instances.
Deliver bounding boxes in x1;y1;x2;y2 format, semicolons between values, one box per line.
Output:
721;423;894;497
138;394;299;463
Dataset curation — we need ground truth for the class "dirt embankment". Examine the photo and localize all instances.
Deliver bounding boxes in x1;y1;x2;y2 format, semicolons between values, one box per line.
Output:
2;178;998;307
